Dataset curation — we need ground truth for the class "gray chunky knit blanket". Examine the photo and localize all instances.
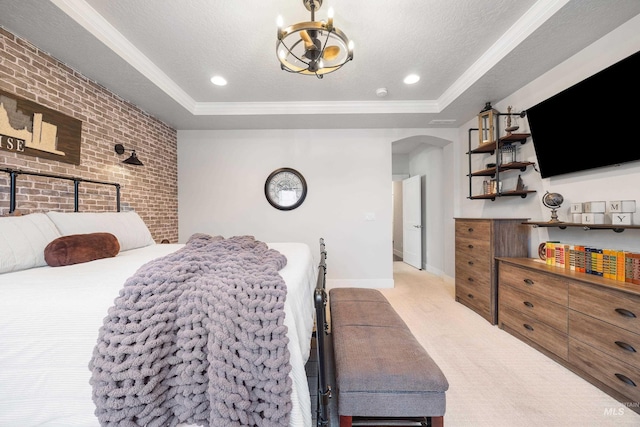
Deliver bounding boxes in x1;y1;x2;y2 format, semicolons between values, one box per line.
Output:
89;234;292;427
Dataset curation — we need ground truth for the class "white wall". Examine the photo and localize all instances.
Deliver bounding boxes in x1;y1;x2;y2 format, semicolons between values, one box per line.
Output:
392;181;403;259
392;154;410;176
177;15;640;289
454;14;640;260
178;128;436;289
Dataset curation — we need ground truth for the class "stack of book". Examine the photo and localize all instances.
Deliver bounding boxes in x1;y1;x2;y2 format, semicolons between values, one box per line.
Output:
544;241;640;284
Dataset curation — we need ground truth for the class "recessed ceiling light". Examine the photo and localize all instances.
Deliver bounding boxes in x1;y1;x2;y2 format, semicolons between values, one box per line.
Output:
210;76;227;86
404;74;420;85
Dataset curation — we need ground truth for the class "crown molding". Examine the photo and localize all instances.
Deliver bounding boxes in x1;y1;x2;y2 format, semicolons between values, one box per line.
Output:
192;100;440;116
439;0;569;109
51;0;196;112
52;0;567;119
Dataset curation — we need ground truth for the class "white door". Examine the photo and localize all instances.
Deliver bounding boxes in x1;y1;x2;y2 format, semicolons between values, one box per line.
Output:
402;175;422;269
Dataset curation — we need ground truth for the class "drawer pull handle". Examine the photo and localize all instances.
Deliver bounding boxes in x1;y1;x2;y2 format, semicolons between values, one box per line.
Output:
468;244;474;249
523;278;534;286
468;261;474;266
468;227;474;233
523;323;534;332
523;301;534;308
614;373;637;387
467;293;474;299
615;308;637;318
615;341;637;353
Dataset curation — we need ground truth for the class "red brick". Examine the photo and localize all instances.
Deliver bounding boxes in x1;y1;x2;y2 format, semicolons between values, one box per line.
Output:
0;29;178;242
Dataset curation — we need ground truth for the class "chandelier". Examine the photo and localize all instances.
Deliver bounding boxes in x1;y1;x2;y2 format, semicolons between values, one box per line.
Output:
276;0;354;79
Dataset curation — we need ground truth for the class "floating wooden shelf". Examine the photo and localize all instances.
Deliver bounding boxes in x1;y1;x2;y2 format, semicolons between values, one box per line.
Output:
469;190;536;200
467;120;534;201
523;221;640;233
469;161;536;177
469;133;531;155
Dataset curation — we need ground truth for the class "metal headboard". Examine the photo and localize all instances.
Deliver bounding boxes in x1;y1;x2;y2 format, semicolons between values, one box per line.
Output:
0;167;121;213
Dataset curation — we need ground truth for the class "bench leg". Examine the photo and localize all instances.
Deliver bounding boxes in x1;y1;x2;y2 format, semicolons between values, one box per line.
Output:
431;415;444;427
339;415;442;427
339;415;352;427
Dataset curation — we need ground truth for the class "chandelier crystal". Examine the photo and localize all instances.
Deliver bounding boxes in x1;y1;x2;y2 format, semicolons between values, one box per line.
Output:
276;0;353;79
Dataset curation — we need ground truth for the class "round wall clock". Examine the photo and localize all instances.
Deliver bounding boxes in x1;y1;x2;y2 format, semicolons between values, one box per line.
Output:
264;168;307;210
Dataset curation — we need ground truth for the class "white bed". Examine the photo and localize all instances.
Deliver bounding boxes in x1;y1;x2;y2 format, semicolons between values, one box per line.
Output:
0;212;317;427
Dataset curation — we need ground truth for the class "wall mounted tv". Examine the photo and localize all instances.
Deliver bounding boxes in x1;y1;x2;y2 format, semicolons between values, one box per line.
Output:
526;49;640;178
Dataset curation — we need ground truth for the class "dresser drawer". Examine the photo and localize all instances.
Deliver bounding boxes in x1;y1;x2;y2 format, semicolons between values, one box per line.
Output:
569;283;640;335
455;266;491;293
570;337;640;404
500;284;568;333
570;310;640;370
500;305;568;359
499;263;568;305
455;247;491;275
455;220;529;326
456;279;491;319
456;234;491;255
455;219;491;240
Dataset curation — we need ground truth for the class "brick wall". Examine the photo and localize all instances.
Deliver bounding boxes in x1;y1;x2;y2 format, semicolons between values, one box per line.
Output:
0;28;178;243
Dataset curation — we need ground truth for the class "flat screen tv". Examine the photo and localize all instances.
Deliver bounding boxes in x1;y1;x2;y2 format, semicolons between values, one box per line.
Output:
526;49;640;178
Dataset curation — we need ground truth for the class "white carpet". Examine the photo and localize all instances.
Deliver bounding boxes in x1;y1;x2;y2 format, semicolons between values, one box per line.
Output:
374;261;640;427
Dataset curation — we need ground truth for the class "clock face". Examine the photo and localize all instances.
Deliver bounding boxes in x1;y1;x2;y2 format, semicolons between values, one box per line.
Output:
264;168;307;210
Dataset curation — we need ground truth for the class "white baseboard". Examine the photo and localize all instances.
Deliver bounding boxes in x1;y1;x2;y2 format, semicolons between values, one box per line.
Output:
325;270;454;290
326;278;394;290
424;264;444;276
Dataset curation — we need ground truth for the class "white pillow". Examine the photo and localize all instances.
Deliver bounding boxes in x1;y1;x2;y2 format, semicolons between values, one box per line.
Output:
46;211;155;251
0;213;62;273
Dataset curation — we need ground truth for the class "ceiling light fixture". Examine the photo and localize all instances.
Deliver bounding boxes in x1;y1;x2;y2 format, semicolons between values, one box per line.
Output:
276;0;353;79
404;74;420;85
210;76;227;86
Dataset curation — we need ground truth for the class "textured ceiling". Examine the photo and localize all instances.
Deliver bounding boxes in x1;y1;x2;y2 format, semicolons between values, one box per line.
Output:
1;0;640;142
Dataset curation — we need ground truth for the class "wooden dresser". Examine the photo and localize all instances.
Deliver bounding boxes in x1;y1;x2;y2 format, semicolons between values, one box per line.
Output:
498;257;640;412
454;218;529;324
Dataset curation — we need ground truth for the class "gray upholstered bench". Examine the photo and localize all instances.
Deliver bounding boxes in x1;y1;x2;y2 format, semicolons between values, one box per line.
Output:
329;288;449;427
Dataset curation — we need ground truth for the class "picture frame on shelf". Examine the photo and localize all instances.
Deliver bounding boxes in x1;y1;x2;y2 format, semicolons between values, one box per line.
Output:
489;179;501;194
500;144;515;164
478;108;495;146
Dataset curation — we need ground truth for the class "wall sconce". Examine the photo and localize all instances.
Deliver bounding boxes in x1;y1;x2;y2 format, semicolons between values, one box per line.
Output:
114;144;143;166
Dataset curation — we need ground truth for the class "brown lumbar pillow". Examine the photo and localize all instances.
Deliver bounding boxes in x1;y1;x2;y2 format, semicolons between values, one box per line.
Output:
44;232;120;267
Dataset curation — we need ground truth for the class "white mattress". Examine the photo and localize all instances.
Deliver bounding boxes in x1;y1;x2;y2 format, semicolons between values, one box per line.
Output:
0;242;317;427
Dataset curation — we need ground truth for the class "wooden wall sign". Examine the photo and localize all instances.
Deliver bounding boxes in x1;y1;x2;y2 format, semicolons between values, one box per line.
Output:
0;89;81;165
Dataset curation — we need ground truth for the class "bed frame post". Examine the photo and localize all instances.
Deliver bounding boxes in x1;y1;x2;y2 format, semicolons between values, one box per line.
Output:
8;169;17;214
314;237;331;426
116;184;121;212
73;179;80;212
